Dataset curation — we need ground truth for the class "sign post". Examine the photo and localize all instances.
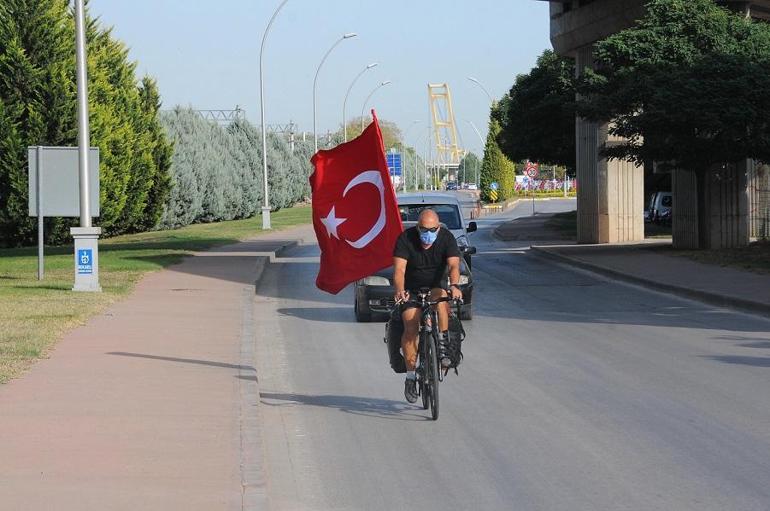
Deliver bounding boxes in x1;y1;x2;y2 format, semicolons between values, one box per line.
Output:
36;146;43;280
489;181;499;203
525;162;540;215
28;146;100;286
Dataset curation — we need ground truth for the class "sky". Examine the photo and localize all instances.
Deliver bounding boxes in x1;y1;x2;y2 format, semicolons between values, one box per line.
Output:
89;1;553;157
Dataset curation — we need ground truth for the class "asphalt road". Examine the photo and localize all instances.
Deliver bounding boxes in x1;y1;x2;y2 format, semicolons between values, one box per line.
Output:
254;196;770;511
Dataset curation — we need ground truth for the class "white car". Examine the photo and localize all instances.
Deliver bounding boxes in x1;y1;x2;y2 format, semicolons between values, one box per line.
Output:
467;183;478;190
352;192;478;322
395;193;477;263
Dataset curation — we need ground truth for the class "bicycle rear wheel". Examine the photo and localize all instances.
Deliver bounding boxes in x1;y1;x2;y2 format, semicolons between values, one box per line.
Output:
426;332;440;420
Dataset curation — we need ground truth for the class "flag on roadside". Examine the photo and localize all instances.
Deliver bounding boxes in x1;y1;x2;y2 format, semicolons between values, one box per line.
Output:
309;111;403;294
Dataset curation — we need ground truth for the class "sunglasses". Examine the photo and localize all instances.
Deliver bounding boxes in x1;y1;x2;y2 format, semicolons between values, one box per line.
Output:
418;226;439;233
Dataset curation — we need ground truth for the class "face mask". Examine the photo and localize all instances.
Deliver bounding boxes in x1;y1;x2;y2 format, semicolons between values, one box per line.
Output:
420;229;438;246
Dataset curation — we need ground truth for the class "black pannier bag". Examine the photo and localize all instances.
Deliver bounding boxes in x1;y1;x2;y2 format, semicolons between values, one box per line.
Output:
444;311;466;370
385;307;466;374
385;309;407;373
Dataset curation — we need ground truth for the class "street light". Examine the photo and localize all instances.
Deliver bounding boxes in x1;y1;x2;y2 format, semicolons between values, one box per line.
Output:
466;119;485;147
343;62;378;142
314;32;357;152
466;120;485;186
467;76;494;103
259;0;290;230
360;80;391;131
400;120;421;191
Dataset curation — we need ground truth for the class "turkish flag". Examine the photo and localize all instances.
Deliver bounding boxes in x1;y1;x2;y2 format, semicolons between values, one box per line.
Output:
309;112;403;294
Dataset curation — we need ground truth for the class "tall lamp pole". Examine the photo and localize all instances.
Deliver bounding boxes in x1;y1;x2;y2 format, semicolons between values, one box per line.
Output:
360;80;391;131
72;0;100;292
343;62;378;142
259;0;289;230
401;120;421;191
466;120;485;186
314;33;357;152
467;76;494;103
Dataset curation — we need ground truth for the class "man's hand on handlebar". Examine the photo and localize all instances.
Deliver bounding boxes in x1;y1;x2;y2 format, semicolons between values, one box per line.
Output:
394;289;410;304
449;285;463;302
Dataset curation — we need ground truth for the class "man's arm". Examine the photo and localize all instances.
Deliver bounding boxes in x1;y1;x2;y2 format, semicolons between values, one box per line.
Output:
447;256;462;300
393;257;409;302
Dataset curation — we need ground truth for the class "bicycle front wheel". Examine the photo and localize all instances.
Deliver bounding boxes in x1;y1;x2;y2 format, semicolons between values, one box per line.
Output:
427;332;440;420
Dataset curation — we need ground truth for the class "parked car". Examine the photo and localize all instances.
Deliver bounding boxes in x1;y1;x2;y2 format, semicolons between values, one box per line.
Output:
446;181;458;191
650;191;672;224
467;183;478;190
353;193;477;322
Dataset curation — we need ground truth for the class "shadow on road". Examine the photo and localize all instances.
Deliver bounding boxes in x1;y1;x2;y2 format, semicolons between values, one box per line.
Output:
107;351;256;373
276;306;355;323
259;391;429;421
703;355;770;367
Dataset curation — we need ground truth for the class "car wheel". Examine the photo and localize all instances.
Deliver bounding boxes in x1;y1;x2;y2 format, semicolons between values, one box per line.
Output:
460;304;473;321
354;296;372;323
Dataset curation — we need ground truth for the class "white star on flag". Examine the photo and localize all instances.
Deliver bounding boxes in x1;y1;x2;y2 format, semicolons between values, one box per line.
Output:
320;206;347;239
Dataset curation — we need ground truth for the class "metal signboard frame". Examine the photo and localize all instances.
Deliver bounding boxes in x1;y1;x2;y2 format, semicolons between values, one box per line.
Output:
27;146;100;280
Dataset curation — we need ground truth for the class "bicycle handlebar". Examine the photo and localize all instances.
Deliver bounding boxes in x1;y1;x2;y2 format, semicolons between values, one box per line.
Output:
395;295;464;308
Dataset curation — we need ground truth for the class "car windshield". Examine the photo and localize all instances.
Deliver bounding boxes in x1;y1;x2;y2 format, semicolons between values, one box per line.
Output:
662;196;672;207
399;204;462;229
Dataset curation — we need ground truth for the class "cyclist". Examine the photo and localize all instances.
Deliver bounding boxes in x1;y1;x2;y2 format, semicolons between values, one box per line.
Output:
393;209;463;403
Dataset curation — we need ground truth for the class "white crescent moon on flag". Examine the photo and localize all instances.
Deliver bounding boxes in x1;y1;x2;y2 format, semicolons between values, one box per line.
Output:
343;170;386;249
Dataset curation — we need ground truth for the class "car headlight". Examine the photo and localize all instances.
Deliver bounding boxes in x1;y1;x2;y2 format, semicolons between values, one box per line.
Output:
456;235;469;247
458;275;470;285
363;276;390;286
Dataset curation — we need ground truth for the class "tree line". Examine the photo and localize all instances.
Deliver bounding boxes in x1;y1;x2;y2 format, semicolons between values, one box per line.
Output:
0;0;315;247
480;0;770;204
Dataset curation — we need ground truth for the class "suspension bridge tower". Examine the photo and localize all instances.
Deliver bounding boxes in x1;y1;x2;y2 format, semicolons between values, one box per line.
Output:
427;83;465;183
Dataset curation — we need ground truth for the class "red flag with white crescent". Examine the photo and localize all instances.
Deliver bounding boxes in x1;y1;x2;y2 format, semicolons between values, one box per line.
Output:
309;111;403;294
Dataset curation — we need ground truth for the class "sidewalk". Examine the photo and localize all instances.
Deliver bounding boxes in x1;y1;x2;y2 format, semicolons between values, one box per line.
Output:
531;243;770;316
0;224;313;510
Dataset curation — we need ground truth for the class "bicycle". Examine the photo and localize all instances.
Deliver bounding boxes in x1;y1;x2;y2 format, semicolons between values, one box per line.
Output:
399;289;462;421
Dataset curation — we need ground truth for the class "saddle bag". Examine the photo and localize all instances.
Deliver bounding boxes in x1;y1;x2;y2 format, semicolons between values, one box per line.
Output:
444;312;466;370
384;309;407;374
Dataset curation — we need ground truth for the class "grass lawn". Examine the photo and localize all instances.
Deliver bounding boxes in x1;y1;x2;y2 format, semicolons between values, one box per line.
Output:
0;206;311;383
667;240;770;275
544;211;578;237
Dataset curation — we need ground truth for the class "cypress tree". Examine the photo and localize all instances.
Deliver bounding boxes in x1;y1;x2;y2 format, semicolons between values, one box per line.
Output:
480;119;515;202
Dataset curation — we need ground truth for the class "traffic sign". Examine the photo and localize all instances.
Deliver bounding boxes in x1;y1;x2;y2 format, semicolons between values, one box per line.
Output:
386;152;402;177
524;161;539;179
489;190;498;202
490;181;499;191
77;249;93;275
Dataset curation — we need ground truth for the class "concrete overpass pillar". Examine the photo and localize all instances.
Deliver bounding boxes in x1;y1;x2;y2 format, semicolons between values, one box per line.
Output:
749;161;770;239
575;45;645;244
672;162;751;249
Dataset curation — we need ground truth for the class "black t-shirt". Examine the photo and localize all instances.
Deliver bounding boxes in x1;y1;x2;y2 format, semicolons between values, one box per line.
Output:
393;227;461;290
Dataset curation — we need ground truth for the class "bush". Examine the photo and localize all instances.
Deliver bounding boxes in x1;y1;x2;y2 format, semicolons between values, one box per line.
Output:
159;108;312;229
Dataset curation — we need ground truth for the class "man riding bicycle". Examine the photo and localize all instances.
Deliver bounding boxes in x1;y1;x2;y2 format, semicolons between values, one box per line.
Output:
393;209;463;404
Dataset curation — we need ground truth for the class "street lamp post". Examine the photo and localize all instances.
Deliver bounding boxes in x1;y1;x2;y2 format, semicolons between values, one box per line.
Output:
467;76;494;103
343;62;378;142
401;119;421;191
360;80;391;131
314;33;357;153
71;0;101;292
259;0;290;230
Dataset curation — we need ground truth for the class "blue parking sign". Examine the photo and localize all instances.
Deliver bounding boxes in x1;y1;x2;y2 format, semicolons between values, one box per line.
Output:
77;249;93;275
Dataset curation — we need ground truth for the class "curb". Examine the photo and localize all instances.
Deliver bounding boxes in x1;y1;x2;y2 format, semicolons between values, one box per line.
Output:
243;235;306;510
530;246;770;316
